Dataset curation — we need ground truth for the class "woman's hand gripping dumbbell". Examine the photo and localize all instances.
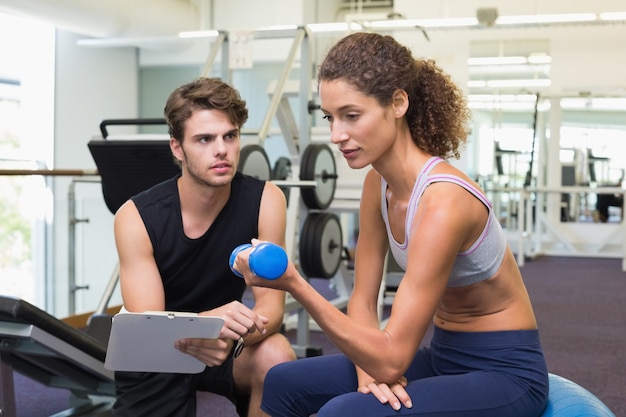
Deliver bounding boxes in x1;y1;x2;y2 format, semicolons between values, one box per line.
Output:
229;242;288;280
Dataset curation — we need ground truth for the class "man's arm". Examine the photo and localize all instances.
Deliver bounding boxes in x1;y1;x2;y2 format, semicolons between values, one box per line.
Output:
115;198;265;365
114;200;166;312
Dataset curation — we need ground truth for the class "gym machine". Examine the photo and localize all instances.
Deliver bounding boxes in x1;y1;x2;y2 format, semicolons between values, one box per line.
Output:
0;295;115;416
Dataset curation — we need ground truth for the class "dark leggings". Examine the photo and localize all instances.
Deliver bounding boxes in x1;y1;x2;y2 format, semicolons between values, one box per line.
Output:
262;328;549;417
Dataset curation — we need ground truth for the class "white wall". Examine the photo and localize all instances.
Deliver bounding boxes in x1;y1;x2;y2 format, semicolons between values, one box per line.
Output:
52;30;138;316
550;28;626;94
213;0;306;29
0;0;200;38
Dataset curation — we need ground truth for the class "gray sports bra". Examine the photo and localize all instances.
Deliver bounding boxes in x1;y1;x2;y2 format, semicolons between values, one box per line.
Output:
381;157;507;287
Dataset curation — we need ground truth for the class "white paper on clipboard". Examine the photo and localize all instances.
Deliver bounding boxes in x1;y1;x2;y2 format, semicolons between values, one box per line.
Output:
104;311;224;374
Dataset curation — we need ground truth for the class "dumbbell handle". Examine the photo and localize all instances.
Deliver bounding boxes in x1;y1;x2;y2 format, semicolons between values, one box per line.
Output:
229;243;288;280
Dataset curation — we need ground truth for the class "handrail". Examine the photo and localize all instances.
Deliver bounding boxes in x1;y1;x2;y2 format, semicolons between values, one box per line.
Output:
1;167;103;314
486;185;625;271
485;185;625;194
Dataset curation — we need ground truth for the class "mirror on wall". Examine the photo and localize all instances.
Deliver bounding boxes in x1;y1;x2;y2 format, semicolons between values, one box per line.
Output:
559;96;626;223
468;39;624;227
467;39;551;229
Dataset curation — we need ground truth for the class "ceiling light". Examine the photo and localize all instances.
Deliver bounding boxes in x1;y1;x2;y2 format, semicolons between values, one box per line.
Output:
178;30;220;39
527;54;552;64
418;17;479;28
307;22;363;33
468;93;540;111
469;94;538;102
468;79;551;88
363;12;604;31
468;56;527;66
560;97;626;111
255;25;299;32
468;55;552;66
366;17;478;29
468;101;537;111
599;12;626;21
77;36;182;47
496;13;596;25
489;79;551;88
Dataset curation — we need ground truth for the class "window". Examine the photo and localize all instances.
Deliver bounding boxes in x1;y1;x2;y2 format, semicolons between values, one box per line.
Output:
0;13;55;307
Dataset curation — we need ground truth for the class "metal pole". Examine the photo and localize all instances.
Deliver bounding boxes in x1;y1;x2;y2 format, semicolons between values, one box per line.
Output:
93;263;121;317
68;181;77;314
200;31;227;78
257;27;306;145
67;178;95;315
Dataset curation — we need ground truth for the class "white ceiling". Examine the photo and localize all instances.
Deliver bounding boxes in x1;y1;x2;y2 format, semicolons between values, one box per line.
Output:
0;0;200;38
3;0;625;40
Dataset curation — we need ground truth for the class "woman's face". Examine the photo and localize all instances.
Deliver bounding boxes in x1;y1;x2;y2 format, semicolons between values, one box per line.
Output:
319;79;399;169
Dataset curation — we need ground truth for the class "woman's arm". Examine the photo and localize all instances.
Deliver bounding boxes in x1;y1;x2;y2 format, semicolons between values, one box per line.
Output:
238;177;476;383
347;169;390;384
245;181;288;345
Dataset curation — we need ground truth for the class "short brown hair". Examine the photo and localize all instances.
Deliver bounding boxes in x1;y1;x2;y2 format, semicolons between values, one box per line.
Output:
164;77;249;141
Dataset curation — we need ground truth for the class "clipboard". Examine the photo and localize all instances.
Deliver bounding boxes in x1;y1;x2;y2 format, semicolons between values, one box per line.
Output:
104;311;224;374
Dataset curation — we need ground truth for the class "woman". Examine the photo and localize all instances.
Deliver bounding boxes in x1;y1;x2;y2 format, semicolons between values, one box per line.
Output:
234;32;549;417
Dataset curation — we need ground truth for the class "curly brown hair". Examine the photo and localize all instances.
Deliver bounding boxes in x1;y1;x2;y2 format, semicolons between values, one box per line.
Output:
318;32;471;159
164;77;248;142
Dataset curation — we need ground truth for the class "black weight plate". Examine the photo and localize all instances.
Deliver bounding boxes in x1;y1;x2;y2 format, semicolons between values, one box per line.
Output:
272;156;292;203
272;156;292;180
239;144;271;180
299;143;315;193
299;144;337;210
318;213;343;278
299;213;316;278
299;212;343;279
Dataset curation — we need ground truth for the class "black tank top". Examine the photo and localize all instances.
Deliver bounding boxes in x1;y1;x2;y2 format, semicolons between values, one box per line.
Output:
131;172;265;312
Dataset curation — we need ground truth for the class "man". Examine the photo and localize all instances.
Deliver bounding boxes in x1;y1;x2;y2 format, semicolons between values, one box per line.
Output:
112;77;295;417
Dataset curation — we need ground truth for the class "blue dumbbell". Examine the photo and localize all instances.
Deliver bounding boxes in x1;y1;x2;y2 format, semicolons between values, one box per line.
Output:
229;242;288;280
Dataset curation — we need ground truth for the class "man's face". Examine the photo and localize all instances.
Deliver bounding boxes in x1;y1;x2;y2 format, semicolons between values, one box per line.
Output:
170;108;241;188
